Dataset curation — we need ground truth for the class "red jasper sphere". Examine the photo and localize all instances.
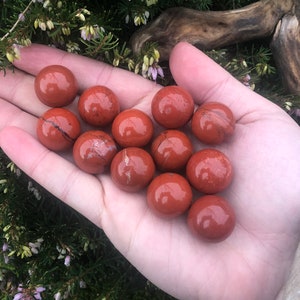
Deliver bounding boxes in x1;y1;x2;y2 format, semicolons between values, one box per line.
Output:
73;130;117;174
111;109;154;147
78;85;120;126
36;108;81;151
34;65;78;107
110;147;155;192
151;130;193;171
191;102;235;144
186;149;233;194
187;195;236;242
151;85;194;128
147;173;192;218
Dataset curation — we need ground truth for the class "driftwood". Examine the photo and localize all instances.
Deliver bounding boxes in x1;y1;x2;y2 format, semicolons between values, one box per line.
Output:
130;0;294;61
130;0;300;94
270;5;300;95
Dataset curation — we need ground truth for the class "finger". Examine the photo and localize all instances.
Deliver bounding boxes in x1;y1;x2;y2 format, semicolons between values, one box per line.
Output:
14;44;161;110
0;126;103;227
0;69;49;116
169;42;281;121
0;98;38;134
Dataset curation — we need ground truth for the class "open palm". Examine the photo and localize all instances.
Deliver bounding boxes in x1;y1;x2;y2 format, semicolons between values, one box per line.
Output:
1;42;300;300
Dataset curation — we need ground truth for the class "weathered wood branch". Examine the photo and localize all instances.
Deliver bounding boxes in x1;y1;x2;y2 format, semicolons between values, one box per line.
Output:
130;0;294;61
270;5;300;95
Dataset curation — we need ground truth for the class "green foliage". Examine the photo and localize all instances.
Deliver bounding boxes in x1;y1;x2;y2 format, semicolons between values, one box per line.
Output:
0;0;299;299
207;43;276;86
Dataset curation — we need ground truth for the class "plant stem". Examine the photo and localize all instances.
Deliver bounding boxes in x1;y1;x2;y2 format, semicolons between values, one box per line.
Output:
0;0;34;41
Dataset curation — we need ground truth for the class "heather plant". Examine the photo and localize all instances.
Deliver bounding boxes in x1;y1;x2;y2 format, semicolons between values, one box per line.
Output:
1;0;300;299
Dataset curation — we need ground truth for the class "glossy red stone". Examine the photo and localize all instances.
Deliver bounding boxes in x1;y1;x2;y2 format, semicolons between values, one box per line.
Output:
111;109;154;147
110;147;155;192
191;102;235;144
151;85;194;128
187;195;236;242
186;149;233;194
36;108;81;151
78;85;120;126
147;173;192;218
34;65;78;107
73;130;117;174
151;130;193;171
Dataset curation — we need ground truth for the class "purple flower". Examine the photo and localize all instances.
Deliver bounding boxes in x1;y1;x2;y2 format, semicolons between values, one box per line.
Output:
2;242;8;252
157;66;164;78
13;293;23;300
64;255;71;267
2;242;9;264
148;64;164;81
18;13;25;21
13;286;26;300
34;287;46;300
148;66;157;80
241;74;251;87
80;25;99;41
13;285;46;300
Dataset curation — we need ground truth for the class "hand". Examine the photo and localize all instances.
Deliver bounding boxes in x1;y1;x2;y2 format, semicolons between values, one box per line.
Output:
1;42;300;300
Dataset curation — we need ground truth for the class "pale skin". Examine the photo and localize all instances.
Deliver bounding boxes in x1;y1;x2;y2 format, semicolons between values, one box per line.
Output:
0;42;300;300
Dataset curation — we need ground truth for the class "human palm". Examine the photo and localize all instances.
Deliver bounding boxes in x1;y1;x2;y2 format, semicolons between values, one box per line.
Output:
1;42;300;300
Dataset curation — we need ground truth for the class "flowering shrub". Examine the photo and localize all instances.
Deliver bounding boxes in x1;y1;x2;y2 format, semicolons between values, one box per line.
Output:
0;0;167;82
